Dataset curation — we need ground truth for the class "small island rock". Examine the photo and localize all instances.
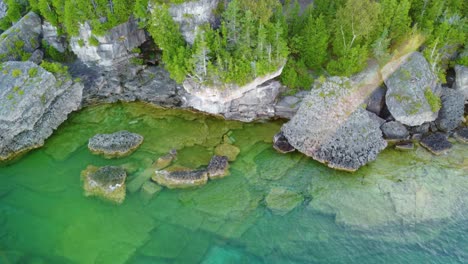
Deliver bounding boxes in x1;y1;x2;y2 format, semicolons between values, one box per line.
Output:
88;131;144;158
81;165;127;204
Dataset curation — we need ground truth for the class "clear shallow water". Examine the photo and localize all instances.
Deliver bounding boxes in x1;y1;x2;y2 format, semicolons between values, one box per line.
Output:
0;102;467;264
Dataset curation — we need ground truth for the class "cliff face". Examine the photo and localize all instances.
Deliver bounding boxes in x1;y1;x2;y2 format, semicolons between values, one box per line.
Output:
168;0;220;45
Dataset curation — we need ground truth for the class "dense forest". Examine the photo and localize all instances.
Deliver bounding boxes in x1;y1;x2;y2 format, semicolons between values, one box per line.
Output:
0;0;466;88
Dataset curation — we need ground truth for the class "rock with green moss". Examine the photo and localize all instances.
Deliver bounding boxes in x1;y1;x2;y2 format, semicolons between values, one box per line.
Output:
381;52;439;126
0;61;83;161
88;131;144;158
152;166;208;189
265;187;303;215
81;165;127;204
0;12;41;62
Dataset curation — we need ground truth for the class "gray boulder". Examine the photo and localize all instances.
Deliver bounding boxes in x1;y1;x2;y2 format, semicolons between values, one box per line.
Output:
380;121;409;140
27;49;43;64
88;131;144;158
0;61;83;161
435;88;464;131
168;0;220;45
272;132;295;153
0;12;41;62
454;65;468;100
42;20;67;53
282;77;387;172
454;127;468;144
69;18;146;67
365;85;387;116
274;90;308;119
420;133;452;155
381;52;439;126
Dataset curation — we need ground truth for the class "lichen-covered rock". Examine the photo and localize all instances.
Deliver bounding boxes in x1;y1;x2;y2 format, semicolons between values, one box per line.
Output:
70;19;145;67
207;155;229;179
435;88;465;131
265;187;303;216
152;166;208;189
182;67;284;122
380;121;409;140
168;0;220;45
0;61;83;161
0;12;41;62
453;127;468;144
420;133;452;155
272;132;295;153
214;143;240;161
42;21;67;53
81;165;127;204
282;77;387;172
88;131;143;158
382;52;439;126
454;65;468;100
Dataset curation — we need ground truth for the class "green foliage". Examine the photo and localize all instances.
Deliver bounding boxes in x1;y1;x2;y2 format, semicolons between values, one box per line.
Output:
28;67;38;77
40;61;69;77
424;87;441;112
280;59;313;90
11;69;22;77
0;0;25;30
88;36;99;47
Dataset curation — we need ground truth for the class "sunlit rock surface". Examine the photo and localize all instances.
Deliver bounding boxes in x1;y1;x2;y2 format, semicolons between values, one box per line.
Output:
0;61;83;161
0;12;41;62
382;52;439;126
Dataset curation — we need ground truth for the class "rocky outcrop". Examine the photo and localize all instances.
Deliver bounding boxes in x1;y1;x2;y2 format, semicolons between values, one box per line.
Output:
381;52;439;126
380;121;409;140
454;65;468;100
435;88;465;131
207;155;230;179
88;131;144;158
0;61;83;161
168;0;220;45
0;12;41;62
281;76;387;172
274;90;308;119
81;165;127;204
69;19;146;67
0;0;6;21
152;166;208;189
42;21;67;53
265;187;303;216
182;66;284;122
69;62;184;108
420;133;452;155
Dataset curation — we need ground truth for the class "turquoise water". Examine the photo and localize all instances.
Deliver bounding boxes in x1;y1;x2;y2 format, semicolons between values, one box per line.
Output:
0;102;467;264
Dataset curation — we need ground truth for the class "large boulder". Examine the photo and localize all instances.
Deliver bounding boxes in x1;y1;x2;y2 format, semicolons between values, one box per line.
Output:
381;52;440;126
281;76;387;171
435;88;465;131
380;121;409;140
88;131;144;158
0;61;83;161
81;165;127;204
168;0;220;45
454;65;468;100
182;66;284;122
69;19;146;67
0;12;41;62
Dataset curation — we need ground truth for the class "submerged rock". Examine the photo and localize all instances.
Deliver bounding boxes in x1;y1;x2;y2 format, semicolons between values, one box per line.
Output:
382;52;439;126
395;141;414;151
420;133;452;155
140;181;162;203
88;131;143;158
380;121;409;140
69;18;145;67
153;149;177;170
454;127;468;144
214;143;240;161
0;61;83;161
435;88;465;131
282;76;387;172
265;187;303;216
207;155;230;179
272;132;295;154
0;12;41;62
454;65;468;100
152;167;208;189
81;165;127;204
